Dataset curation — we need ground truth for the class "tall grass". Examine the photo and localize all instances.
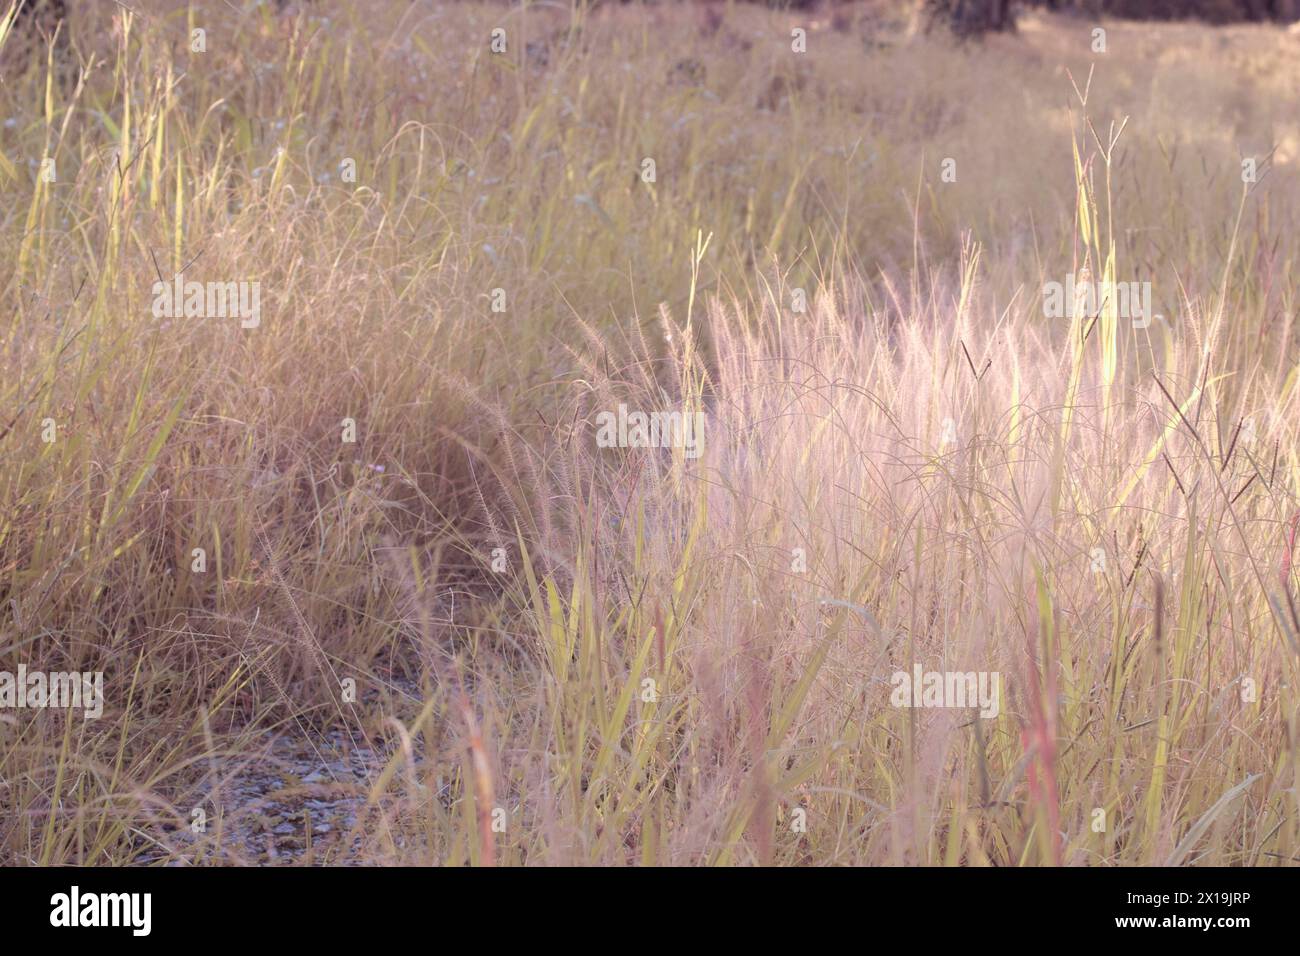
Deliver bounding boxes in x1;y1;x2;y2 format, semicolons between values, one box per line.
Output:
1;1;1298;864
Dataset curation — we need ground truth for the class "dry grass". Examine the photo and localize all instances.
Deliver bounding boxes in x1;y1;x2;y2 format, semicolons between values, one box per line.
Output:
1;0;1299;865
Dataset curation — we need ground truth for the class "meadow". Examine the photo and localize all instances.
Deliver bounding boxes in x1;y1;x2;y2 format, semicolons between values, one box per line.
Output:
2;0;1299;866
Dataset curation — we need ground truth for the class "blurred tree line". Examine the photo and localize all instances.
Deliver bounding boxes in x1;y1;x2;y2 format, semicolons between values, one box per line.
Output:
921;0;1300;34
